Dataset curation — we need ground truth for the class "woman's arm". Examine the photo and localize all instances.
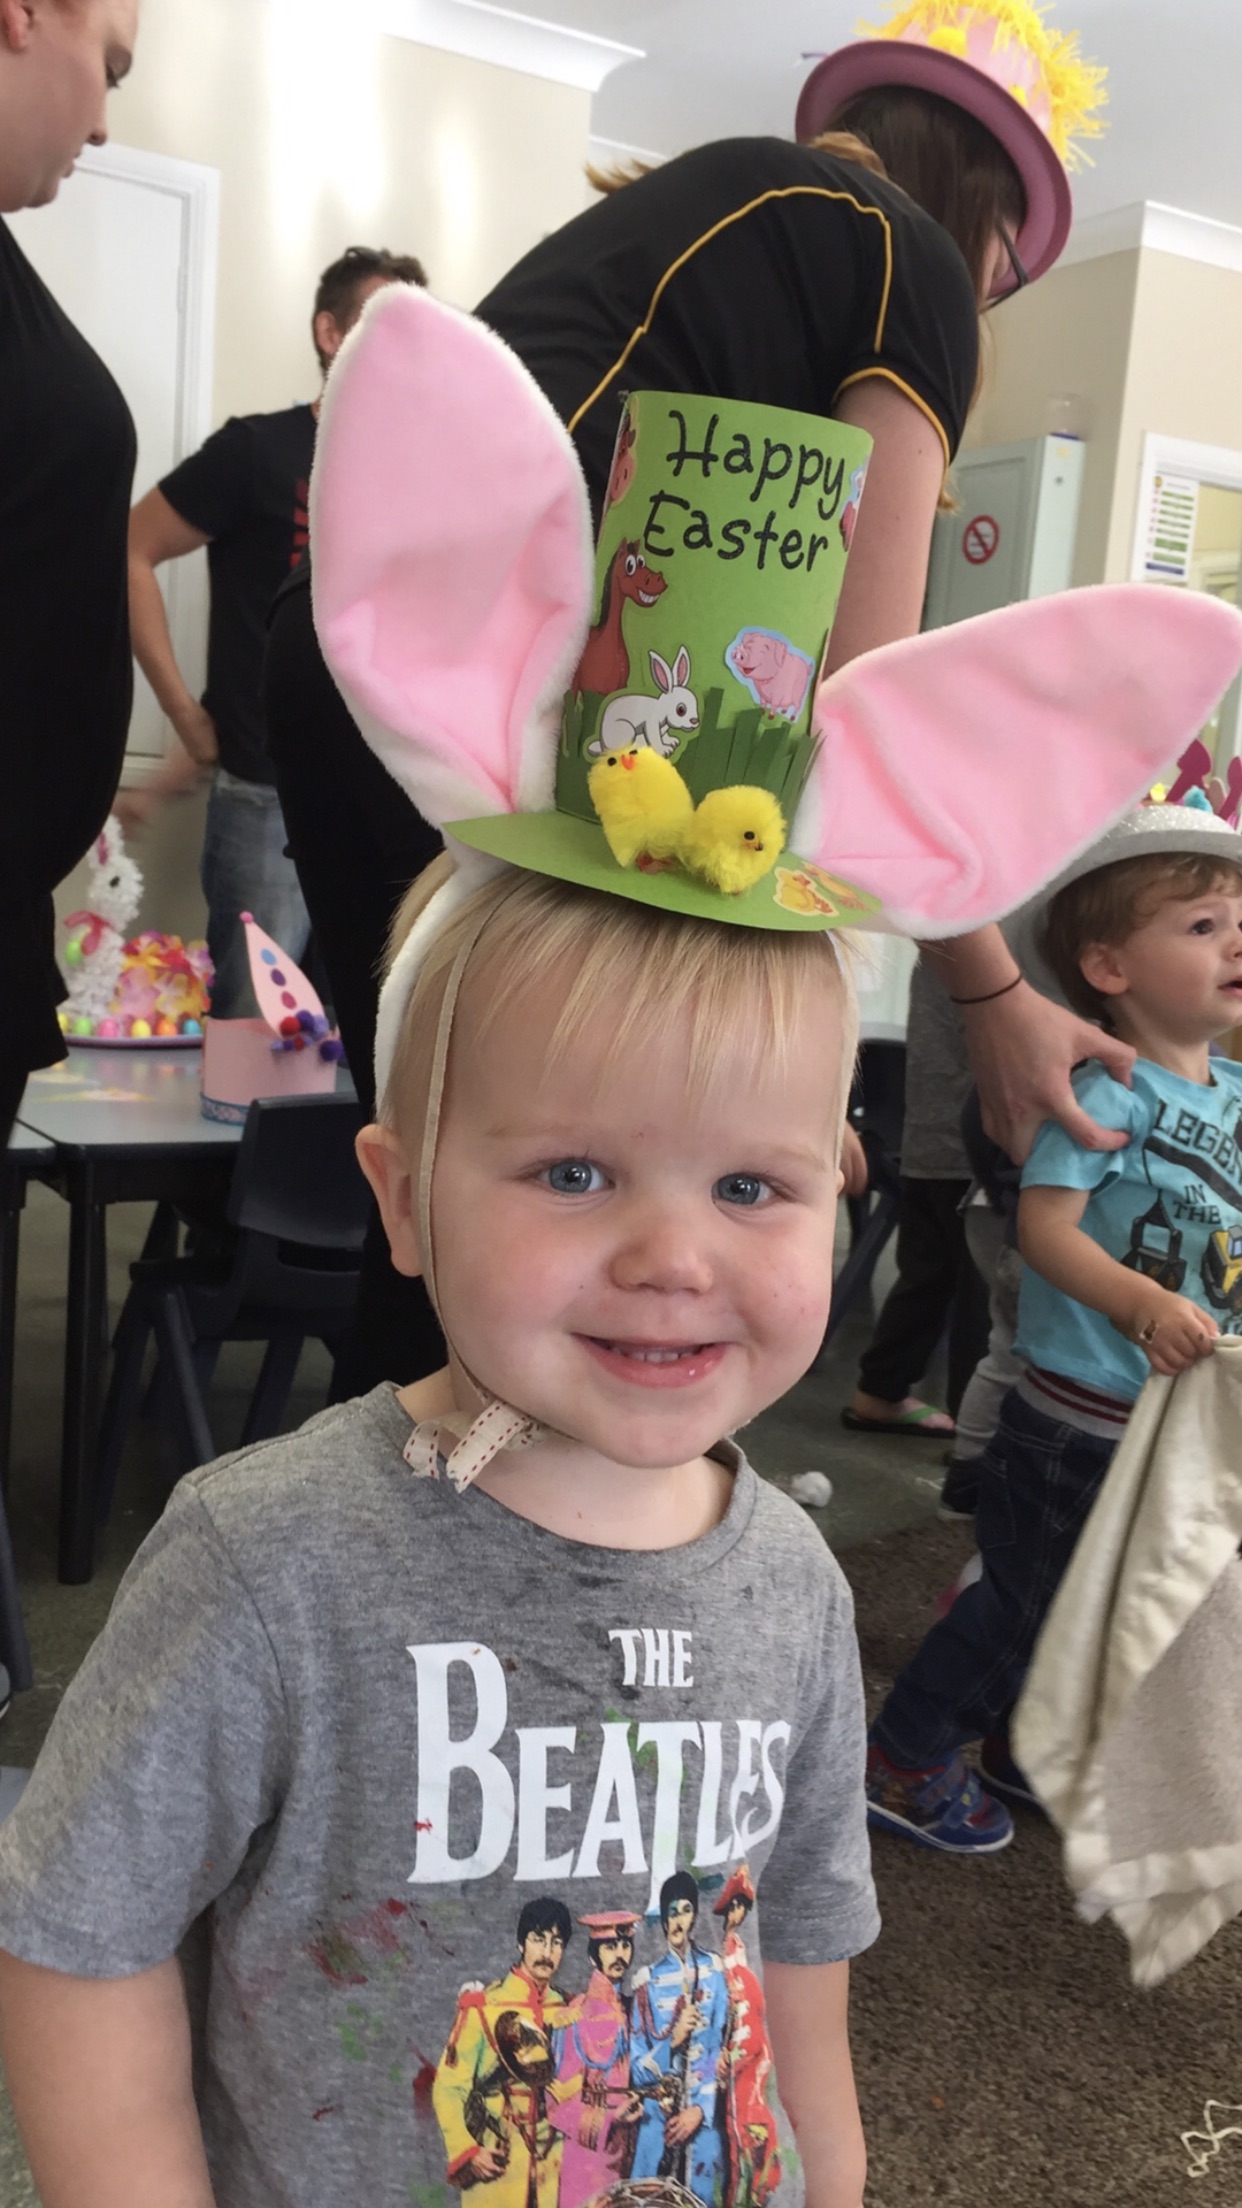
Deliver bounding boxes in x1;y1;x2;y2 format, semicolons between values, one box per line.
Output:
765;1959;866;2208
826;378;944;671
928;958;1138;1163
0;1950;216;2208
1018;1184;1219;1375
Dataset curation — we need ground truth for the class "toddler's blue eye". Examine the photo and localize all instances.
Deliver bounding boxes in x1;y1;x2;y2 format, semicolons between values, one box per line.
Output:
715;1173;768;1207
544;1160;605;1195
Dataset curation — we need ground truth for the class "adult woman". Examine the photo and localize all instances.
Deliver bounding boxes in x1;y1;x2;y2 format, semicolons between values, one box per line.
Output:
476;0;1119;1164
0;0;139;1140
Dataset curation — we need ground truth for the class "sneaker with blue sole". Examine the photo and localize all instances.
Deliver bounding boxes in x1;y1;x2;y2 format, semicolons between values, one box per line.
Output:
866;1742;1013;1853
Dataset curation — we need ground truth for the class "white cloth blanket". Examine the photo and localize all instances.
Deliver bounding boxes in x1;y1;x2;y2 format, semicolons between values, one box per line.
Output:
1013;1337;1242;1987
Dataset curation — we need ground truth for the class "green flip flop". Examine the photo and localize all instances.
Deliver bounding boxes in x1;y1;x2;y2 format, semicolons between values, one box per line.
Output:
840;1403;955;1438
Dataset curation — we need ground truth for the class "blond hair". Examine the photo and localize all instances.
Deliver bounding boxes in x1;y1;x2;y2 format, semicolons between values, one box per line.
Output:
381;856;858;1154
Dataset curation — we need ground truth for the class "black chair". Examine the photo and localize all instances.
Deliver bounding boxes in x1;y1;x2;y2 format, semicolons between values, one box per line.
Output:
98;1093;370;1512
820;1038;906;1353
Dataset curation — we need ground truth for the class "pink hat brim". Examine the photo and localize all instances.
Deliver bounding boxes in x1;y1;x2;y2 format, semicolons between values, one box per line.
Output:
795;39;1071;284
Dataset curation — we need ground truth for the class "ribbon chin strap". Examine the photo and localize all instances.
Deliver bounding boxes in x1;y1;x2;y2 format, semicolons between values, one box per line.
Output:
403;1397;546;1492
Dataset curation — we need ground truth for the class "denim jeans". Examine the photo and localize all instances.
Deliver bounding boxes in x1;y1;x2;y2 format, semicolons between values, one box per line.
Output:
872;1386;1118;1767
201;768;311;1020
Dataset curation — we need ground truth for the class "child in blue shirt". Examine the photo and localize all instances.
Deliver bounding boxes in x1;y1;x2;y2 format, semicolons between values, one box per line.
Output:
866;804;1242;1854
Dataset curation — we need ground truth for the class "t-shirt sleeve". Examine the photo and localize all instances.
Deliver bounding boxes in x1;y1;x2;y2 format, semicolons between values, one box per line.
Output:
1020;1065;1149;1197
833;205;978;463
0;1485;289;1977
755;1553;879;1966
159;416;257;541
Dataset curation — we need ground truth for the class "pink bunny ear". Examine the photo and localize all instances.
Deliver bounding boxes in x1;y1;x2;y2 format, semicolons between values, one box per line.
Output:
796;585;1242;935
311;286;594;827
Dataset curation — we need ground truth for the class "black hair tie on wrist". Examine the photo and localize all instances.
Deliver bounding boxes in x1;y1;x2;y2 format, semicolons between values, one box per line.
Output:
949;973;1024;1007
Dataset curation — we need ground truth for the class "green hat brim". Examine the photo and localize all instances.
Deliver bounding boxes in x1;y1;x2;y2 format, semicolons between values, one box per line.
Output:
449;812;880;932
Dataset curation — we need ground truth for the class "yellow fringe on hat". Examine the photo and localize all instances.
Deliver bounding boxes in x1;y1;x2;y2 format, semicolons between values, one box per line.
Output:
859;0;1107;167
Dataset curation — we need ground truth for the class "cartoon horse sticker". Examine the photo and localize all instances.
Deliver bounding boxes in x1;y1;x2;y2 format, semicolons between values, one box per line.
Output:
575;539;666;695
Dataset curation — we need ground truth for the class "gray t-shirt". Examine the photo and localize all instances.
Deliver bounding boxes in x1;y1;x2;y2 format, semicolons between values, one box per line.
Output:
0;1387;877;2208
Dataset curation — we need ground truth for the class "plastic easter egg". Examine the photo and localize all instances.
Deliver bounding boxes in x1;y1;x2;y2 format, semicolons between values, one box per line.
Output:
182;1018;202;1037
63;939;83;967
130;1018;152;1039
71;1015;94;1037
96;1018;120;1039
155;1017;178;1038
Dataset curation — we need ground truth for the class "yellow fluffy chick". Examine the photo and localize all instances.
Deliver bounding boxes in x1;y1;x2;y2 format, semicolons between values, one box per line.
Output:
588;746;694;869
678;786;786;895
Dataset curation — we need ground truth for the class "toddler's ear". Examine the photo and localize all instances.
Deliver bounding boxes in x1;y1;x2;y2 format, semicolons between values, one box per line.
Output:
355;1124;423;1279
1077;942;1130;1000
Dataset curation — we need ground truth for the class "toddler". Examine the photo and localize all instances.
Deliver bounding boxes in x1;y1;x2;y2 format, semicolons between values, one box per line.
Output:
867;804;1242;1853
0;280;1233;2208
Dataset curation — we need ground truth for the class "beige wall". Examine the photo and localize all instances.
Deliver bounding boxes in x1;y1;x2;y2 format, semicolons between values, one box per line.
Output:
963;250;1139;586
1108;250;1242;578
115;0;592;420
962;242;1242;589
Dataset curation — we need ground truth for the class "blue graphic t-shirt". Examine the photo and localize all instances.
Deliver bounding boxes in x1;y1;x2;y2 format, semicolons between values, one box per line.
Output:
1015;1058;1242;1400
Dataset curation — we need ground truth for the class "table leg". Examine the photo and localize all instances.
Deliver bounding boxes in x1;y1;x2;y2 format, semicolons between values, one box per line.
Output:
59;1159;107;1584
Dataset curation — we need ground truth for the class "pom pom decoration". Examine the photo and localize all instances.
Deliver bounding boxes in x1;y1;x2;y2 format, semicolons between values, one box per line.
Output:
791;1470;834;1508
860;0;1107;169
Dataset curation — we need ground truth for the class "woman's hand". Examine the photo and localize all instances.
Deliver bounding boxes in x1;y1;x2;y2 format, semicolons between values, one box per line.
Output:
960;980;1136;1163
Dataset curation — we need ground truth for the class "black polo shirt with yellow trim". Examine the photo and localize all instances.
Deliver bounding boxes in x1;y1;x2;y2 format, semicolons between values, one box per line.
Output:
476;136;978;517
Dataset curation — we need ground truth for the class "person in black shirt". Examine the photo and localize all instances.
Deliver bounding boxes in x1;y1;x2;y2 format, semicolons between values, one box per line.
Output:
122;245;426;1016
476;1;1125;1174
0;0;138;1140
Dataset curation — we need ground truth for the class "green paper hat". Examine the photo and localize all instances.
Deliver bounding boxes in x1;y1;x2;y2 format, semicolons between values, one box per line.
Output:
451;387;879;931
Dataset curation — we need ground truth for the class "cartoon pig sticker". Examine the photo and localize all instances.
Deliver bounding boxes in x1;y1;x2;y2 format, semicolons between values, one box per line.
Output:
726;628;816;722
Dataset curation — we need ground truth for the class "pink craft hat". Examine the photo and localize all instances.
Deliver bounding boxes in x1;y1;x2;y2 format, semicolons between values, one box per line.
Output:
796;1;1107;287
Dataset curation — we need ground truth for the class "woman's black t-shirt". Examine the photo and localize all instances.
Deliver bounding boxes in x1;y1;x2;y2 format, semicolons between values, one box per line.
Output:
0;216;136;1072
477;137;978;515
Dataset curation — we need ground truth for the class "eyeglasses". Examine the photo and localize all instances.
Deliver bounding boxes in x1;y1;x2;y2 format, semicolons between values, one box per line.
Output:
985;222;1029;308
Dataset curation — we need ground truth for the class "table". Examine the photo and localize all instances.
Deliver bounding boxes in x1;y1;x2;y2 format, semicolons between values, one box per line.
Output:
16;1047;241;1584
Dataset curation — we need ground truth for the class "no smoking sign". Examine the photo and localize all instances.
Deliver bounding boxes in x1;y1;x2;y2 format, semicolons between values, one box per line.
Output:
963;513;1000;564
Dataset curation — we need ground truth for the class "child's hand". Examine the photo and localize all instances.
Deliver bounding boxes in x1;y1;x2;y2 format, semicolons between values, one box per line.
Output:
1125;1289;1219;1376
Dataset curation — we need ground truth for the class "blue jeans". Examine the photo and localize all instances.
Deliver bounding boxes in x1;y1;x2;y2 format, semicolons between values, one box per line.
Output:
201;768;311;1020
872;1386;1117;1767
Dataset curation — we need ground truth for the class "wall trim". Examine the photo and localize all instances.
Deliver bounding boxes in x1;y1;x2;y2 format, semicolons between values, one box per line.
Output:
379;0;643;90
1063;199;1242;275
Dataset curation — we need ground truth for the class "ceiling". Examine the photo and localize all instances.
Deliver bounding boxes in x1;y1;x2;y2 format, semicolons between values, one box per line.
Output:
546;1;1239;238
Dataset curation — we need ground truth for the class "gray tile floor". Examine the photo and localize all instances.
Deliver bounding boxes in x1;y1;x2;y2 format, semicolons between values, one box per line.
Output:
0;1184;947;2202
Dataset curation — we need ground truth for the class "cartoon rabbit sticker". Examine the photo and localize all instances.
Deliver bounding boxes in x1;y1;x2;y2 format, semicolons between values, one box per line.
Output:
588;648;700;759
